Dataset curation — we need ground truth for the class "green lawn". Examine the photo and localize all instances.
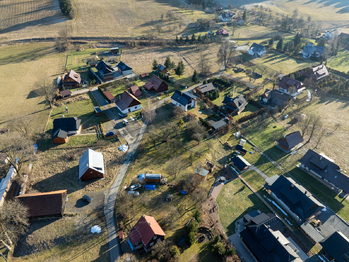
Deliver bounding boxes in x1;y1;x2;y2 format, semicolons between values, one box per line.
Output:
66;48;111;72
327;50;349;73
179;242;220;262
241;170;266;190
217;179;271;236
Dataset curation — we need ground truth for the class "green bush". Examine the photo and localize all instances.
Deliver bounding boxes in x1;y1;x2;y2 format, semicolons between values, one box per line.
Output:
212;242;226;256
170;246;180;257
193;209;202;224
188;232;196;246
59;0;72;15
187;220;198;234
228;247;236;256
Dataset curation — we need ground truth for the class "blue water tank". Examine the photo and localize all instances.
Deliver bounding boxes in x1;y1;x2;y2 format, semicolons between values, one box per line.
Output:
144;185;156;191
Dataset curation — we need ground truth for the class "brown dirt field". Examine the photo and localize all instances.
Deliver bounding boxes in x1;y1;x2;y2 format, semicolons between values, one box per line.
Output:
122;44;221;76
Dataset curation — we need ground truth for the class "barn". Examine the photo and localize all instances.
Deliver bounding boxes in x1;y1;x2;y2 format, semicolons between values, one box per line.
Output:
79;149;105;181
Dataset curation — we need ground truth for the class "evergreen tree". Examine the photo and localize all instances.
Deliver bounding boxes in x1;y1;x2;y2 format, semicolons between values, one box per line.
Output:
170;61;176;69
191;33;196;42
176;61;185;76
176;36;179;43
164;56;171;68
180;36;183;42
185;36;189;43
268;38;274;47
276;38;283;50
317;38;326;46
198;35;202;42
192;70;198;83
294;33;301;47
152;59;158;71
242;9;247;22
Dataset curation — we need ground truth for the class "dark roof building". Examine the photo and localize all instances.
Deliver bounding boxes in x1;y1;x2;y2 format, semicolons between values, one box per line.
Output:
63;70;81;88
261;89;291;109
299;149;349;195
60;89;72;98
236;144;247;155
210;119;228;130
96;60;117;81
128;215;166;252
320;231;349;262
223;95;248;114
240;213;302;262
53;117;81;136
129;85;142;97
115;91;141;114
276;131;304;152
145;75;168;93
300;65;329;81
278;77;305;96
117;61;132;75
16;190;68;218
265;175;324;222
199;83;216;94
171;90;197;112
232;155;250;172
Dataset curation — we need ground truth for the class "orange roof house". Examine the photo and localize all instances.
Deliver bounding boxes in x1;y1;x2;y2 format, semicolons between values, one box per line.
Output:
128;215;166;252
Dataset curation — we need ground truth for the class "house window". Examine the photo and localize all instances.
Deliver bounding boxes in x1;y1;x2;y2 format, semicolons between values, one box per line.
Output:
150;242;154;247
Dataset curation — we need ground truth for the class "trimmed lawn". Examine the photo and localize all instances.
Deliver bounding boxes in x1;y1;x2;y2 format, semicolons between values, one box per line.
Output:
241;170;266;190
327;50;349;73
179;242;220;262
217;179;271;236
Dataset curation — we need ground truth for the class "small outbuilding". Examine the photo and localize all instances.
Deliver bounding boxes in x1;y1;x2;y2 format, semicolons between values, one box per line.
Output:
276;131;303;152
93;106;103;117
235;145;247;156
158;64;168;74
144;174;161;183
79;149;105;181
129;85;142;97
60;89;72;98
195;167;210;180
231;155;250;172
52;129;69;144
16;190;68;218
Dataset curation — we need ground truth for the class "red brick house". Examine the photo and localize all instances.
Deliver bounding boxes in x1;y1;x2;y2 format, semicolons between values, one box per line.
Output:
63;70;81;88
129;85;142;97
16;190;68;218
145;75;168;93
128;215;166;252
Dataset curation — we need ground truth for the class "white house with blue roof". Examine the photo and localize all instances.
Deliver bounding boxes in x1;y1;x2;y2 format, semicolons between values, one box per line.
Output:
171;90;197;111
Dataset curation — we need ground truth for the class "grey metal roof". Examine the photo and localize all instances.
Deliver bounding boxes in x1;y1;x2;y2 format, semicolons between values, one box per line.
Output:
52;128;68;139
211;119;227;130
117;61;132;71
300;221;325;243
199;83;216;93
195;167;209;177
250;43;266;53
79;149;105;179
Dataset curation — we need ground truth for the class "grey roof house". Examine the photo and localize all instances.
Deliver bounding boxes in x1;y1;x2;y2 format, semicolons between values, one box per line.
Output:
299;149;349;195
302;43;326;59
116;61;133;75
223;95;248;114
199;83;216;94
209;119;228;131
260;89;291;109
265;175;324;222
171;90;197;112
276;131;304;152
247;43;267;57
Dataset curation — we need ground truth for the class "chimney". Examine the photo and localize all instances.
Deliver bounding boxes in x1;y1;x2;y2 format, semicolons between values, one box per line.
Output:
291;184;294;189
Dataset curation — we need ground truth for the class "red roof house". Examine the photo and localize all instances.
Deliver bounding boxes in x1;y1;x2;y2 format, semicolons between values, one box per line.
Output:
216;29;229;36
115;91;141;114
129;85;142;97
128;215;166;252
16;190;68;218
63;70;81;88
103;90;115;103
144;75;168;93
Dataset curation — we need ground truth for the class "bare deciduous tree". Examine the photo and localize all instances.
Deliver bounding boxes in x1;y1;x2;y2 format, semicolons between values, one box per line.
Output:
172;106;185;120
143;98;156;124
217;40;234;70
314;125;327;149
36;78;57;108
166;156;186;178
297;115;312;137
0;199;29;250
0;133;34;178
55;28;70;52
306;114;322;143
199;53;211;77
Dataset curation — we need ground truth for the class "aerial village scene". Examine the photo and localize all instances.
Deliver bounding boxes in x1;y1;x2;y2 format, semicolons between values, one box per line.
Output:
1;0;349;261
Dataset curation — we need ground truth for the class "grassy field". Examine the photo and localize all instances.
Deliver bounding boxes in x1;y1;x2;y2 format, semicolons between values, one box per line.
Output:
216;178;271;236
0;43;66;133
327;50;349;73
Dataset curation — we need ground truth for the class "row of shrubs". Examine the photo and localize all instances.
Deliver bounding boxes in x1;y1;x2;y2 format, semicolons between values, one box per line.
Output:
328;67;349;79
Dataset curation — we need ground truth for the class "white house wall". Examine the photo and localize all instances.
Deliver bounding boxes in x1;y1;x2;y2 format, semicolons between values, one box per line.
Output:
122;69;133;75
172;100;188;111
117;104;141;114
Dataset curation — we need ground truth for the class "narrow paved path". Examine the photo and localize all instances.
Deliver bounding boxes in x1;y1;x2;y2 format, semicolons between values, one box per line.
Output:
249;165;268;179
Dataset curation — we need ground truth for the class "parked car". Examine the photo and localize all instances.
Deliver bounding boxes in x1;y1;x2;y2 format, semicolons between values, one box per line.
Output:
123;119;129;125
106;131;115;137
82;195;92;203
118;112;127;118
130;183;141;191
128;191;139;196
